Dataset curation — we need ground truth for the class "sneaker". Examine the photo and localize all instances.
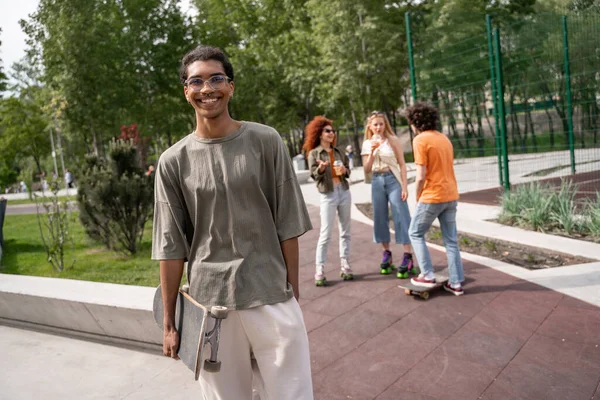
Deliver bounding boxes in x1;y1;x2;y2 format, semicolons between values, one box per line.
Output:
315;264;327;287
340;258;353;280
443;283;464;296
411;274;436;288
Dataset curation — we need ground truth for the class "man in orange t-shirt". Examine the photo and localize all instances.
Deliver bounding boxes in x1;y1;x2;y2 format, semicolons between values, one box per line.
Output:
407;103;465;296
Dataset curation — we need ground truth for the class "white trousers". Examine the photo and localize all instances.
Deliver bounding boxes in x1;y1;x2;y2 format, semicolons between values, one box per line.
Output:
199;297;314;400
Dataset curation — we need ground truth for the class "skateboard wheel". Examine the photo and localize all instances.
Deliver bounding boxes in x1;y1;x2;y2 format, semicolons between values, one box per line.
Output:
420;292;430;300
204;359;221;373
404;289;411;295
210;306;228;319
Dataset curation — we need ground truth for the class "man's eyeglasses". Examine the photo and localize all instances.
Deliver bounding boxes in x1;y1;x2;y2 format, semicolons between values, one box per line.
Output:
186;75;232;92
323;128;336;134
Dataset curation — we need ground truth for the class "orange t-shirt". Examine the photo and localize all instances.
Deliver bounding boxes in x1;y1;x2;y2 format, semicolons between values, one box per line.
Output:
328;149;339;178
413;131;459;203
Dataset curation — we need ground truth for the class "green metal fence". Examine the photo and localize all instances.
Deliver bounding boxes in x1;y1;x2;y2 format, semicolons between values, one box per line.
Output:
406;12;600;198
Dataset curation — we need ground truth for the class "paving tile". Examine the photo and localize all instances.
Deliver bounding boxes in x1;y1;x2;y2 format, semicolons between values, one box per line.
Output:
376;389;439;400
503;281;564;308
464;298;551;340
303;293;364;318
308;326;366;373
537;305;600;344
489;334;600;400
313;327;442;400
357;285;423;320
327;304;399;340
479;384;537;400
303;310;334;333
441;329;525;368
333;275;398;300
593;381;600;400
397;355;500;400
558;295;600;311
390;302;472;339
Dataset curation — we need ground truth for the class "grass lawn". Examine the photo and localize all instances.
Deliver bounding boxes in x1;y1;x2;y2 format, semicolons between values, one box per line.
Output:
2;196;71;206
0;212;160;287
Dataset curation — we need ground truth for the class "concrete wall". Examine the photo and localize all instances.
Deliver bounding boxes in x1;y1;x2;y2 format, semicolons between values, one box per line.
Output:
0;274;162;351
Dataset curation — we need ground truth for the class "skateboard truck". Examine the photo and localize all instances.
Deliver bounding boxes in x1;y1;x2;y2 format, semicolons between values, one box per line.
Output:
180;284;229;373
203;305;228;372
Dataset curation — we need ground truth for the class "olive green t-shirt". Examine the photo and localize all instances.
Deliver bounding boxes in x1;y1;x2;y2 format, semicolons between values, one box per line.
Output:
151;121;312;310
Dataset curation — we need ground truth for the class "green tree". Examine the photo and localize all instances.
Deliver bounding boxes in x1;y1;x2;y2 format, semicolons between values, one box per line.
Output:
0;92;51;175
77;138;154;255
0;29;7;95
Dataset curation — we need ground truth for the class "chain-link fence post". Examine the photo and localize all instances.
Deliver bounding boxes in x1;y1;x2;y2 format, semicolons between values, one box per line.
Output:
486;15;503;187
562;15;576;174
405;12;417;104
493;28;510;190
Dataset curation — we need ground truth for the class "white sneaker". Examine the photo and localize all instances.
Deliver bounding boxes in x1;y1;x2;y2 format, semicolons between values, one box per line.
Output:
340;258;352;274
315;264;326;286
340;258;353;280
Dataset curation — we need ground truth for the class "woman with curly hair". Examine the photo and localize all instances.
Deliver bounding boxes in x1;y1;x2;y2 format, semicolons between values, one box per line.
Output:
304;116;352;286
361;111;415;278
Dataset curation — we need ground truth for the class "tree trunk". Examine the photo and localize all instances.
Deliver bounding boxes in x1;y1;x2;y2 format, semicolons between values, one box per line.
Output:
351;109;362;167
544;107;555;149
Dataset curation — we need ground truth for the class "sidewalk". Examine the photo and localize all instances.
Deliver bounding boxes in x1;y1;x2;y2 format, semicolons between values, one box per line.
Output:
2;202;600;399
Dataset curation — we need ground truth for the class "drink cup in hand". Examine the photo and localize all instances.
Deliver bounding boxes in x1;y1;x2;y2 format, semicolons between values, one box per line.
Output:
333;160;344;176
371;134;382;151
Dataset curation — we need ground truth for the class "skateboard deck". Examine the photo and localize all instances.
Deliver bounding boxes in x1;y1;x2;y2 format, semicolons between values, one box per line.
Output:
153;285;228;380
398;270;449;300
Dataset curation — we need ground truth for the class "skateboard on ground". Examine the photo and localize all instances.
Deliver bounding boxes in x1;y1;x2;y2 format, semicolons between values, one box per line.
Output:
153;284;228;380
398;270;449;300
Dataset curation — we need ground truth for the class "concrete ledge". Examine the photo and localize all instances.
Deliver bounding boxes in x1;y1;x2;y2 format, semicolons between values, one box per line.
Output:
0;274;161;349
295;170;310;184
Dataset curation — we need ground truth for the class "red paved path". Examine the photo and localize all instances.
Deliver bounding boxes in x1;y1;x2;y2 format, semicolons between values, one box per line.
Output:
299;205;600;400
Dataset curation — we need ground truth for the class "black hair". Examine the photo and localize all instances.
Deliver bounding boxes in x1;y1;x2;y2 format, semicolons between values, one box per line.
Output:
406;102;440;132
179;45;234;85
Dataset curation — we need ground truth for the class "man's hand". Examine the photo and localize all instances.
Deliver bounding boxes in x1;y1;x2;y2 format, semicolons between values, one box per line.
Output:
317;159;329;173
401;188;408;201
163;324;180;359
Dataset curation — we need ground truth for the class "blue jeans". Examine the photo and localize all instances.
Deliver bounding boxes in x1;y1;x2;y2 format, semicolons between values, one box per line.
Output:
316;184;351;265
371;172;411;245
409;201;464;285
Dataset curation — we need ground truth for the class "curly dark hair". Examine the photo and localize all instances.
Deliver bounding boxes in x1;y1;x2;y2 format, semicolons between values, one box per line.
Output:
302;116;334;156
406;102;439;132
179;45;234;85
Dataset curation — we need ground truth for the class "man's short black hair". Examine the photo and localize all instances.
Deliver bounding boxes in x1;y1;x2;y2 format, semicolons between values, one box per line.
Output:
179;45;234;85
406;102;440;132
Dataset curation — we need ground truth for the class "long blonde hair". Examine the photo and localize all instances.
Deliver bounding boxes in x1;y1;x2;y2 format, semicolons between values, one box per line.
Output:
363;111;396;141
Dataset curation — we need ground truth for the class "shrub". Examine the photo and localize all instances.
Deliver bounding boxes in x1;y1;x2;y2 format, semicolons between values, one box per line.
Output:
550;180;578;235
77;138;154;255
583;193;600;237
34;179;76;271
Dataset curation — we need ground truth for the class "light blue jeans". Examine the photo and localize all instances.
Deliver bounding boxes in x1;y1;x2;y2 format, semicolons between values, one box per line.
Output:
409;201;464;285
316;184;351;265
371;172;411;245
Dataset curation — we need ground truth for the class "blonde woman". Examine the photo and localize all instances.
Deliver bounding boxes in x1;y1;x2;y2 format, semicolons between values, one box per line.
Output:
361;111;415;278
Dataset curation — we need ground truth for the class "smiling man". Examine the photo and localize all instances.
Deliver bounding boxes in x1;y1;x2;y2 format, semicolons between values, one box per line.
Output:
151;46;314;399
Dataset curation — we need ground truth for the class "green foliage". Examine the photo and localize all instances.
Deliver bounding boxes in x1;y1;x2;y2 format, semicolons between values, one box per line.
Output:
582;193;600;236
0;29;7;95
1;212;159;287
77;138;154;255
500;180;600;240
34;180;76;272
550;180;578;234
